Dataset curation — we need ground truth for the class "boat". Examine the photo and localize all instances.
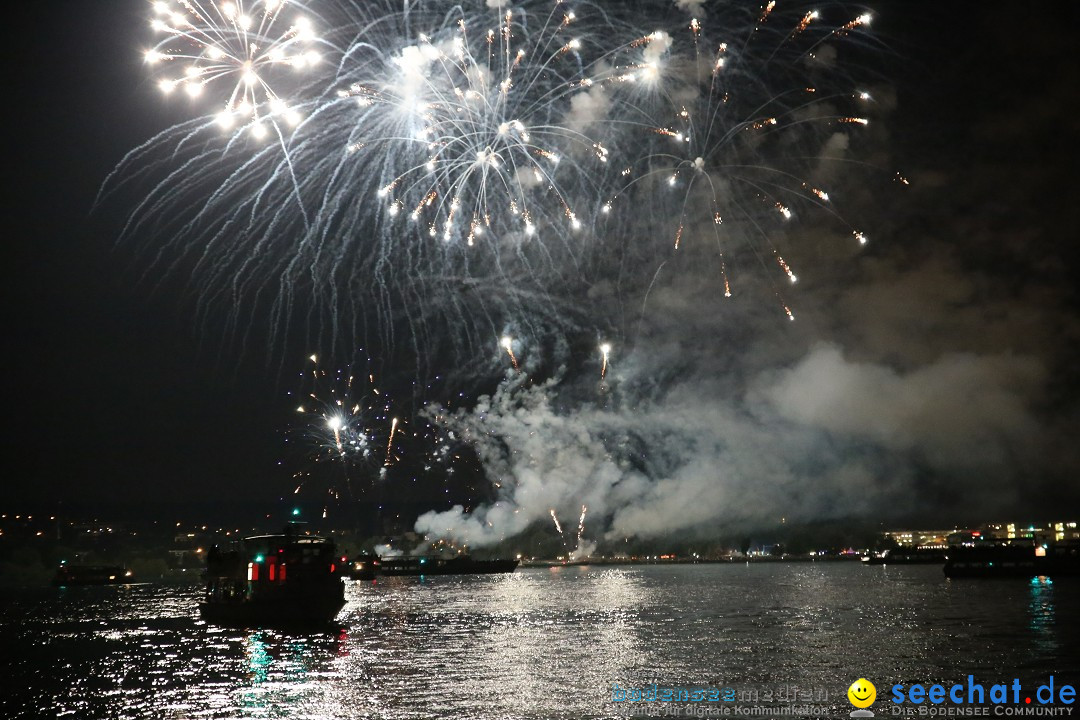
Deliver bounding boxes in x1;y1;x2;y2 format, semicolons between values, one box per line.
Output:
371;555;518;577
861;548;945;565
943;540;1080;578
348;553;380;580
52;565;134;586
199;526;346;626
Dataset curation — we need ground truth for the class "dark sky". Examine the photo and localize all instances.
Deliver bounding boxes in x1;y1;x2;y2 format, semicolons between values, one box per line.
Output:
4;1;1078;529
6;2;295;513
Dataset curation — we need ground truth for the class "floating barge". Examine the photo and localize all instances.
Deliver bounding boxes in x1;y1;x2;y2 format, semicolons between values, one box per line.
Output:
350;555;517;578
943;540;1080;578
52;565;134;586
861;548;946;565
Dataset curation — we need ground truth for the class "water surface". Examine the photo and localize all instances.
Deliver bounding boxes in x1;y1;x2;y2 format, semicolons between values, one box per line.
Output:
2;563;1077;718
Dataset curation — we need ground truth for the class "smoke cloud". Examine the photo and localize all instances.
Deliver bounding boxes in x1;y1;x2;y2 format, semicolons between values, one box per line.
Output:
416;337;1047;546
674;0;707;17
564;86;612;134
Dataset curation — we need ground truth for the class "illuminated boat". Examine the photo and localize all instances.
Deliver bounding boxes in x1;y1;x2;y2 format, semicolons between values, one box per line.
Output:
348;553;380;580
52;564;134;586
199;527;346;626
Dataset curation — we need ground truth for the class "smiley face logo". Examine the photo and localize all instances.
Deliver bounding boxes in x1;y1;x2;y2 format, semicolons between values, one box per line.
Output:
848;679;876;708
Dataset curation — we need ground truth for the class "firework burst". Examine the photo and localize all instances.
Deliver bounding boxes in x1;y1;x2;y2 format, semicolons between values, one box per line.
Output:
289;354;401;513
145;0;324;135
339;5;608;243
600;5;877;319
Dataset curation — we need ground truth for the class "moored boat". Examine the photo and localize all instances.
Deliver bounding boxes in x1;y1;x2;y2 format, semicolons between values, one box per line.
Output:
943;540;1080;578
52;565;134;586
348;553;380;580
861;548;945;565
199;526;345;626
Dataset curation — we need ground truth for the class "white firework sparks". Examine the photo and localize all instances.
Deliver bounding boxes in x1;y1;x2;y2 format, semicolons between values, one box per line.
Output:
106;0;884;372
146;0;322;133
336;3;641;245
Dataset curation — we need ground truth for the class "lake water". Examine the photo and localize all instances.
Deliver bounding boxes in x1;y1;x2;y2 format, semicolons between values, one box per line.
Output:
2;563;1077;719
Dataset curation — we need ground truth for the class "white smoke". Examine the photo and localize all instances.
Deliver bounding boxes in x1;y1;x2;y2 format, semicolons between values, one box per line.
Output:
674;0;707;17
374;543;403;558
514;165;543;191
805;43;837;69
415;342;1045;547
642;31;672;67
760;346;1044;470
564;86;612;134
570;539;597;561
815;132;849;182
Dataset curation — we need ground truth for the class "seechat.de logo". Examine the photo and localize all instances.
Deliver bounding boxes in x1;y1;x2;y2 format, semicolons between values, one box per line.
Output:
849;678;877;718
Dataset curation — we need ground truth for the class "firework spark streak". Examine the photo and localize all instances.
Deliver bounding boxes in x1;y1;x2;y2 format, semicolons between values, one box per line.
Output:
501;336;519;371
384;416;399;467
549;508;564;535
549;507;571;552
575;504;587;550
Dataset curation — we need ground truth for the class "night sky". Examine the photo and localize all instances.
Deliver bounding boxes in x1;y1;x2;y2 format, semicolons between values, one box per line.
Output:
5;1;1079;530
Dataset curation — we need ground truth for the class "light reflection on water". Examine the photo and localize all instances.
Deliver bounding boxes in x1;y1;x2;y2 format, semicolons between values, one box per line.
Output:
2;564;1077;719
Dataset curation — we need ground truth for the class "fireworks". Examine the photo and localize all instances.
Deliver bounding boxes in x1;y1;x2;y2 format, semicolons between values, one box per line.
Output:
547;505;589;558
600;6;881;320
384;416;399;467
548;508;569;553
549;508;564;537
289;355;400;511
145;0;323;134
107;1;901;552
834;13;872;37
599;342;611;380
338;4;613;242
108;0;885;374
501;336;519;371
575;504;588;550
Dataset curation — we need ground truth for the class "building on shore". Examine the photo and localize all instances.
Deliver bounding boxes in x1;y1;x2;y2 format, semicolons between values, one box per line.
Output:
887;521;1077;549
